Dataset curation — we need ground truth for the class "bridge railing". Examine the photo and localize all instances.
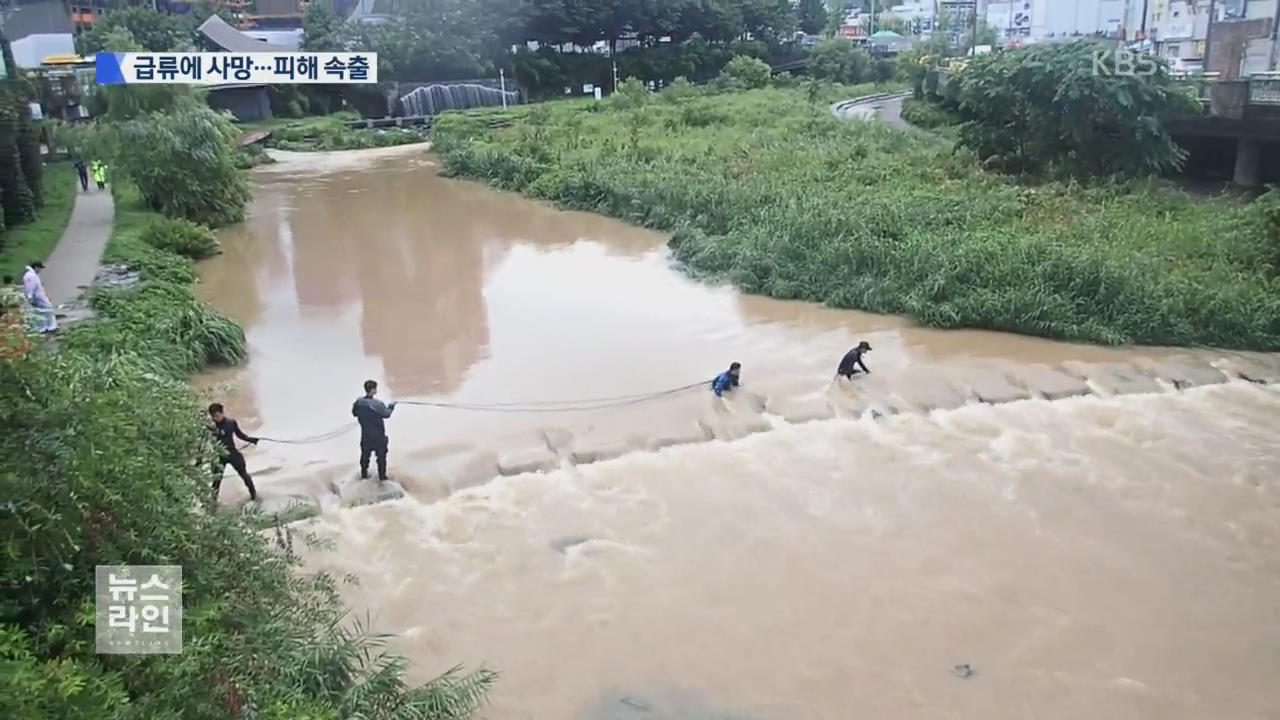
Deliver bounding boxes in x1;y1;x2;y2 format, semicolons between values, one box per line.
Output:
1249;74;1280;105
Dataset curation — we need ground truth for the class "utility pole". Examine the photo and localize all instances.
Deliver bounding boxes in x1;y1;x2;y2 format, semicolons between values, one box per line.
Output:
970;0;979;54
1204;0;1217;72
1270;0;1280;71
870;0;877;36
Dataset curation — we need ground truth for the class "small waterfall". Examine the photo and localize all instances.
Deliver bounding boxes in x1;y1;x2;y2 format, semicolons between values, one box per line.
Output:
398;83;522;117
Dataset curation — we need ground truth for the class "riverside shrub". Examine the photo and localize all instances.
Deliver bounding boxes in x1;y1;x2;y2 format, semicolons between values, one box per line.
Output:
139;215;220;259
434;88;1280;349
0;183;496;718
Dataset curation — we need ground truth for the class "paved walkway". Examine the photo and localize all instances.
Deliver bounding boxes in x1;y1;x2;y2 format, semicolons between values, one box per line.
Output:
831;91;934;137
41;184;114;306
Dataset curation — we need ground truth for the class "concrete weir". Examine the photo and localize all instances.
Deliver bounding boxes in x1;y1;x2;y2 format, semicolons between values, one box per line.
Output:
1061;361;1164;397
260;355;1279;519
887;369;972;412
965;370;1033;405
1004;364;1093;400
1134;355;1228;389
1217;355;1280;384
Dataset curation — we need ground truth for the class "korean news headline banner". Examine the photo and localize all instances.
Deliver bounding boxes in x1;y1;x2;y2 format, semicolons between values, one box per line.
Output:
95;52;378;85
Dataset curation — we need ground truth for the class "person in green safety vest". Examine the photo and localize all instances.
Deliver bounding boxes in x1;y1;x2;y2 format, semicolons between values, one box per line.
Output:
91;159;108;190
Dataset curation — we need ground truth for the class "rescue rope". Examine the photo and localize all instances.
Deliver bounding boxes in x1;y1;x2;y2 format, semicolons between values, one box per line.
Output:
256;423;358;445
395;381;708;411
249;380;709;445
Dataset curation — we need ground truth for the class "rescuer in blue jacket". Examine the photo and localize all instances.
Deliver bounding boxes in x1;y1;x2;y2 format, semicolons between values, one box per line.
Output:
711;362;741;397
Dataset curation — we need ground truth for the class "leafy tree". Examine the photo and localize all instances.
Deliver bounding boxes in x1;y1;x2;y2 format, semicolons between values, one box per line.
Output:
631;0;689;46
973;23;1001;48
674;0;745;42
741;0;796;44
346;0;494;80
301;2;347;52
77;8;190;54
797;0;827;35
718;54;772;89
0;108;35;228
868;13;910;34
79;96;250;226
15;106;41;208
871;56;896;84
809;37;869;84
0;37;36;227
952;41;1201;179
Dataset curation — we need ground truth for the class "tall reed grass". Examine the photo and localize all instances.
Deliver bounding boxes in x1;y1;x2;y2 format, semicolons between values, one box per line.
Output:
434;87;1280;350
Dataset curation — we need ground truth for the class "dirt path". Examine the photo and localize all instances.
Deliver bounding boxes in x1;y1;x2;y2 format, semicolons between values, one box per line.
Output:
41;184;114;306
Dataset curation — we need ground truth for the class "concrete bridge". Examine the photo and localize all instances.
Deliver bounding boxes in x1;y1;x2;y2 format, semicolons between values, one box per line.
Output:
1169;74;1280;186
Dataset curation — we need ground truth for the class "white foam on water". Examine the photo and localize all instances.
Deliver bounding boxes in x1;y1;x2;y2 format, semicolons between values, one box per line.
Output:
288;383;1280;719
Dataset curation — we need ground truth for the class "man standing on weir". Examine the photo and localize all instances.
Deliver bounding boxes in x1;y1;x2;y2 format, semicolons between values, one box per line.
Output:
352;380;396;481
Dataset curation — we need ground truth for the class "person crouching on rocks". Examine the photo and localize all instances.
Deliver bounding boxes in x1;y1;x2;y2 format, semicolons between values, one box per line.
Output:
837;341;872;379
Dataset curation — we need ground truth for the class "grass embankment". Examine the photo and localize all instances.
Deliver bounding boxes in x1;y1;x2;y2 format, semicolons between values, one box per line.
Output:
1;181;494;716
264;112;425;152
899;97;961;138
59;184;245;375
0;162;77;279
434;87;1280;349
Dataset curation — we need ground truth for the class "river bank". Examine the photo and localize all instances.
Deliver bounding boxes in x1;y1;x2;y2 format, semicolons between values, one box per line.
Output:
2;148;493;714
432;87;1280;350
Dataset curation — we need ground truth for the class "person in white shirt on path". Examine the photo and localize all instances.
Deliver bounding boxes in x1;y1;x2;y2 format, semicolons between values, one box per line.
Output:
22;261;57;334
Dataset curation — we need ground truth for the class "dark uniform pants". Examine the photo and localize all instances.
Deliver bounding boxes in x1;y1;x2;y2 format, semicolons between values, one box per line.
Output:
360;435;389;480
212;451;257;500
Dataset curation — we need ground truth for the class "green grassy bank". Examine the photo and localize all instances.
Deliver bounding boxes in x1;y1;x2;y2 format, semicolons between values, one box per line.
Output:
433;87;1280;350
1;182;493;717
898;97;961;137
257;112;425;152
0;162;77;280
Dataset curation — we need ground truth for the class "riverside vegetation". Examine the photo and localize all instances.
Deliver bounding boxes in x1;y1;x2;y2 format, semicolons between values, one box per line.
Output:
1;40;494;717
435;77;1280;350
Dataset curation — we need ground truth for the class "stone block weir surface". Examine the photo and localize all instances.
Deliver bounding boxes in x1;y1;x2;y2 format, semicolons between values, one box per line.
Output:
966;372;1032;405
1004;364;1093;400
278;356;1279;514
1217;355;1280;384
338;479;407;508
497;448;559;476
1135;356;1228;389
1062;361;1164;397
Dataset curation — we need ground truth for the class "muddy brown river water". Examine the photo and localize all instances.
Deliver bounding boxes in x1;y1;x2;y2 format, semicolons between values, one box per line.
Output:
198;145;1280;720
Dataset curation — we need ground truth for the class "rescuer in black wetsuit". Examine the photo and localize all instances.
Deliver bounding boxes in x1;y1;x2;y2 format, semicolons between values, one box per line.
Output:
352;379;397;481
208;403;259;502
837;341;873;379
